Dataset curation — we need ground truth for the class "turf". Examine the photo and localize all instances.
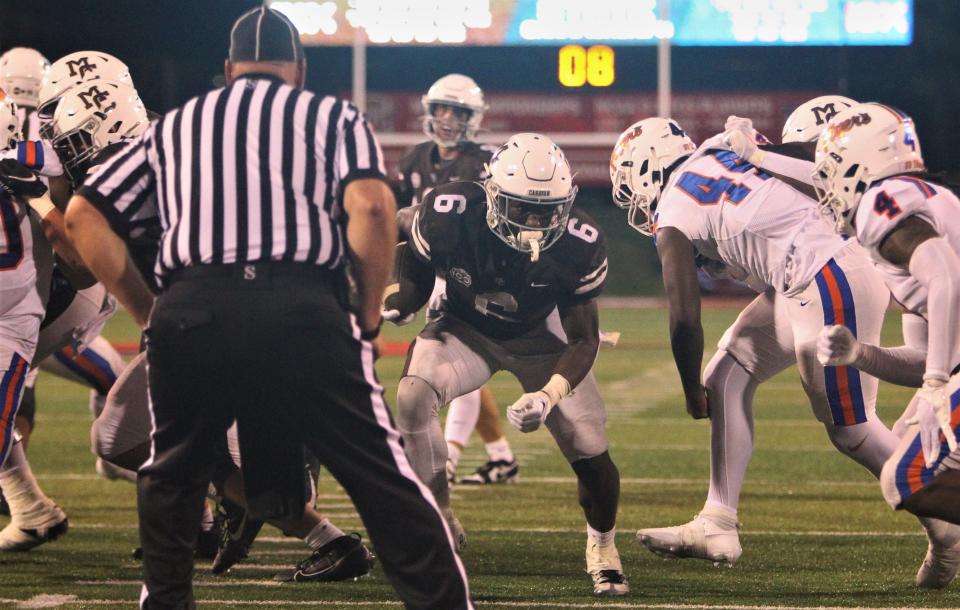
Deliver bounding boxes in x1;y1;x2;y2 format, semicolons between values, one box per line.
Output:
2;305;958;609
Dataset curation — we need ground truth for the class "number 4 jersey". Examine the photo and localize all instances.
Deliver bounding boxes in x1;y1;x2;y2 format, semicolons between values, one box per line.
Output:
408;181;608;339
655;149;846;296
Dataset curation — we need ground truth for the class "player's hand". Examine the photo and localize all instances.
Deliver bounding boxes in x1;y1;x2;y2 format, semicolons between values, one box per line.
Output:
381;283;415;326
906;379;958;468
507;391;552;433
685;386;710;420
724;115;754;133
723;124;762;165
817;325;860;366
0;158;48;200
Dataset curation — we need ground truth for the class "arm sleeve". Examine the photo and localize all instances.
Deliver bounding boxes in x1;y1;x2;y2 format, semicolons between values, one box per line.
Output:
75;135;158;237
332;102;387;189
853;312;928;388
756;148;816;185
908;237;960;381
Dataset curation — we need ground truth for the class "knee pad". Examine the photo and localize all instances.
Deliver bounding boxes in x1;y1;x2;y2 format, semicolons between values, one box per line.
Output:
879;454;903;510
395;376;441;433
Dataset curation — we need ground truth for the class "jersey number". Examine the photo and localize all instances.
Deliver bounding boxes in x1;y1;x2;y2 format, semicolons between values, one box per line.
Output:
567;218;599;243
873;192;902;219
0;196;24;271
675;172;753;206
433;194;467;214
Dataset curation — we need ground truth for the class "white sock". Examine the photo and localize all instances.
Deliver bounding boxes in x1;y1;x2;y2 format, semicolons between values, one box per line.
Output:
446;442;462;470
587;525;616;547
703;351;757;512
0;442;48;519
200;502;214;531
701;503;739;529
485;437;514;463
445;390;481;448
921;517;960;548
304;518;345;550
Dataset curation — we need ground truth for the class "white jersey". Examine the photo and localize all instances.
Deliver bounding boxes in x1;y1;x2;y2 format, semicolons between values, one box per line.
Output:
0;191;44;357
655;148;846;296
855;176;960;316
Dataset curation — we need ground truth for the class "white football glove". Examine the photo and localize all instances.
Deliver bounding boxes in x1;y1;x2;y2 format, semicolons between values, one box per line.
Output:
722;123;763;166
381;283;415;326
817;325;860;366
905;379;958;469
507;391;552;433
724;115;754;133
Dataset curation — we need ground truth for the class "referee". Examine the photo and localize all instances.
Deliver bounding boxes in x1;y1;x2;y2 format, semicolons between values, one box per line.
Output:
64;7;473;610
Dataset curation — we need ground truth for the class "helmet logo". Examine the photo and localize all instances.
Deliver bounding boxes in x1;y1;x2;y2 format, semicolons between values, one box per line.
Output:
811;103;840;126
66;57;96;78
77;85;111;111
828;112;871;140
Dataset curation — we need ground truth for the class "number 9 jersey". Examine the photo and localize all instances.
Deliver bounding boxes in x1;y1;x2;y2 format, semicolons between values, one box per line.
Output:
408;181;608;340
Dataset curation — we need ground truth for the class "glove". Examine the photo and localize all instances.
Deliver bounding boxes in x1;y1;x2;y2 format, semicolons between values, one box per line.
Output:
381;283;415;326
507;391;552;433
0;158;48;200
724;115;754;133
906;379;958;468
817;325;860;366
722;124;764;166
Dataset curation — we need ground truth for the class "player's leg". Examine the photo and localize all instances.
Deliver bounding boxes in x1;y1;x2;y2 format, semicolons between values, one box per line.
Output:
443;388;481;482
91;352;152;472
13;369;37;451
638;291;793;565
460;385;520;485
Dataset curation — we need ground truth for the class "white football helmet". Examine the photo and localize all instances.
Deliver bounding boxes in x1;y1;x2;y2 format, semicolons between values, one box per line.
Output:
812;103;924;235
781;95;858;144
0;90;21;150
0;48;50;109
609;118;696;235
50;80;148;183
484;133;577;258
421;73;486;148
37;51;133;120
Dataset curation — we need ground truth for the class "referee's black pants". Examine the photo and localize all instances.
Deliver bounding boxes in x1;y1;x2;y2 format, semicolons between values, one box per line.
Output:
138;263;473;610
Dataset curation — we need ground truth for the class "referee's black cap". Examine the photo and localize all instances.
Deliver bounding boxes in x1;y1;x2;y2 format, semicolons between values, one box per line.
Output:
229;6;304;63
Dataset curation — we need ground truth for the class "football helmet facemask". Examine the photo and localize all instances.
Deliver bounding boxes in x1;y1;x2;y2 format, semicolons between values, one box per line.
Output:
782;95;857;144
50;80;148;184
812;102;924;235
484;133;576;259
0;48;50;109
0;91;21;150
37;51;133;124
421;73;486;148
609;118;695;236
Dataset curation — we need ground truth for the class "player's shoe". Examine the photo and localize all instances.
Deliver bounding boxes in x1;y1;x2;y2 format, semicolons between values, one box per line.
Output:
585;538;629;596
211;502;264;574
459;458;519;485
273;534;375;582
0;500;68;551
916;539;960;589
636;509;742;567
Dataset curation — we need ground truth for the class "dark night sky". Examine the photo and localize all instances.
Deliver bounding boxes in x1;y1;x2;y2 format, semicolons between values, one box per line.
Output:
1;0;958;171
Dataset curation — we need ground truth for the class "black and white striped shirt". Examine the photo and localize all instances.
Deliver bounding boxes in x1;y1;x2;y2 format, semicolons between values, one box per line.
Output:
77;74;385;284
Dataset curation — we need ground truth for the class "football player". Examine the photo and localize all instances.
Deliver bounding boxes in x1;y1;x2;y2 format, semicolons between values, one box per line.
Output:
384;133;628;596
395;74;519;485
812;104;960;544
611;116;960;587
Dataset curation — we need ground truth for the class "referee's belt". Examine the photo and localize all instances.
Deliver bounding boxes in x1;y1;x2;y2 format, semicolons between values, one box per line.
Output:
168;262;341;286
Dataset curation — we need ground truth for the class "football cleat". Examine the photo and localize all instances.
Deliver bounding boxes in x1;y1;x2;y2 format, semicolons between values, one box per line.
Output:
211;502;264;574
916;539;960;589
459;458;519;485
636;509;742;566
273;534;374;582
586;538;629;596
0;500;68;551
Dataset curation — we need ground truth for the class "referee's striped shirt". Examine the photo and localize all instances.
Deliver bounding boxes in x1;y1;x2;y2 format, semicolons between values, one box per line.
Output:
77;74;386;284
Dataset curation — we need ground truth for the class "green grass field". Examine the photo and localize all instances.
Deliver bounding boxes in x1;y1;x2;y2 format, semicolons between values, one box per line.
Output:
2;304;958;609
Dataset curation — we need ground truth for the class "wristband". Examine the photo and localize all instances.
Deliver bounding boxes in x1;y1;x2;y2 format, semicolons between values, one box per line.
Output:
541;374;571;406
28;194;57;220
360;324;381;342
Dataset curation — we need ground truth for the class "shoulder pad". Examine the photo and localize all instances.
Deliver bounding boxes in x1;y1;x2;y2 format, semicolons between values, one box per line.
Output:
856;177;936;250
408;181;483;262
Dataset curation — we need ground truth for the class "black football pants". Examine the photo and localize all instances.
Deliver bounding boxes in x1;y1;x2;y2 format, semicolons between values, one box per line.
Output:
138;263;472;610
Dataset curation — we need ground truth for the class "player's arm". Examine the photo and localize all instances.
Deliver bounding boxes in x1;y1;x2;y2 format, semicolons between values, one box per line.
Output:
723;119;817;195
555;298;601;388
818;312;926;388
656;227;709;419
344;178;398;335
382;240;435;325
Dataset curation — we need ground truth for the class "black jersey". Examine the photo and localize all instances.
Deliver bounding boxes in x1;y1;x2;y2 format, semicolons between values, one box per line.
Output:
395;141;496;208
408;181;608;339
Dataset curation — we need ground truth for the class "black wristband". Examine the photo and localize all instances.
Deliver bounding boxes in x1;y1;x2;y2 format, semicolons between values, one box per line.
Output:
360;325;381;341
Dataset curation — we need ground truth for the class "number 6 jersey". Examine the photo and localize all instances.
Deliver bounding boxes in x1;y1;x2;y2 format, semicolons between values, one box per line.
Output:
655;149;846;297
408;181;608;340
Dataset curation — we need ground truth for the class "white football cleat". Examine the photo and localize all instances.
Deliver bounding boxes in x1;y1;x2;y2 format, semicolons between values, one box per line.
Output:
636;509;742;566
0;500;68;552
916;539;960;589
586;538;629;596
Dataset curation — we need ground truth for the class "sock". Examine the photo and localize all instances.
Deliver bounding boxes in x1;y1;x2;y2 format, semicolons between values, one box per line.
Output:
587;524;616;547
446;442;462;471
200;502;214;531
700;503;739;529
445;390;481;448
703;351;757;512
0;442;48;520
304;518;345;550
921;517;960;548
485;437;514;463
